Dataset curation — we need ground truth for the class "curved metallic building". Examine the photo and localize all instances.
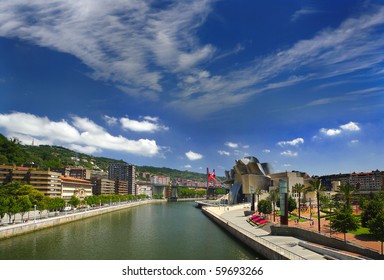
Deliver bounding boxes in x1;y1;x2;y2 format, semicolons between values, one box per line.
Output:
226;156;272;204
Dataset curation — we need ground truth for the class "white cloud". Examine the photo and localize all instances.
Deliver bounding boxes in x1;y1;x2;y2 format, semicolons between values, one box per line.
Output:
340;121;360;131
218;150;230;156
320;128;342;136
0;112;160;157
320;121;360;137
184;164;192;169
280;150;298;157
277;138;304;147
120;116;169;133
225;141;239;148
262;149;271;153
185;150;203;160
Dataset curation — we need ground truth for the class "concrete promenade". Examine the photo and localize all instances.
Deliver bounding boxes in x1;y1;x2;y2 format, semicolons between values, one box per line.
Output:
202;203;378;260
203;204;327;260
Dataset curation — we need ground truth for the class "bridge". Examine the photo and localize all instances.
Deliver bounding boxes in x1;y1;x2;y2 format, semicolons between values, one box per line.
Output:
137;167;230;201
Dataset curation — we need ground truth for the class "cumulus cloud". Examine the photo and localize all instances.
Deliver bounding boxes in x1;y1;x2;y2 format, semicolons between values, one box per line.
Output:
320;121;360;137
0;112;160;157
320;128;342;136
277;138;304;147
340;121;360;131
185;150;203;160
280;150;298;157
120;116;169;133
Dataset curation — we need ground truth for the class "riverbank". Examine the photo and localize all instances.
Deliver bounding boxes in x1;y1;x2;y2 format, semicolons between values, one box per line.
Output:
0;199;166;240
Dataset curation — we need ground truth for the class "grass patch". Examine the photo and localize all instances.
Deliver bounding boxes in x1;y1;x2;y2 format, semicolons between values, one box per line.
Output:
349;226;370;235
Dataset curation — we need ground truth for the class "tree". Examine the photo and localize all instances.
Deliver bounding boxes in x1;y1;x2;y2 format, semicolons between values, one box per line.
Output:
331;206;359;242
268;190;279;222
361;194;384;227
288;195;297;213
368;211;384;254
308;178;325;233
0;196;9;224
335;182;357;209
7;197;21;223
68;195;80;209
255;188;263;204
257;199;272;216
292;183;306;221
17;195;32;222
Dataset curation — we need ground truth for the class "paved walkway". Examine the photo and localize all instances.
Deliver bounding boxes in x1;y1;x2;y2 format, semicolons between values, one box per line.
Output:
206;204;327;260
206;203;382;259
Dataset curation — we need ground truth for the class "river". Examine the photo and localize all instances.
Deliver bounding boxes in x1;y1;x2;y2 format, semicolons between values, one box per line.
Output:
0;201;262;260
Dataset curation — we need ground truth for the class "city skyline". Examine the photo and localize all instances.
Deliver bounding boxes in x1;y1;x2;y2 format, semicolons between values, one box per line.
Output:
1;0;384;176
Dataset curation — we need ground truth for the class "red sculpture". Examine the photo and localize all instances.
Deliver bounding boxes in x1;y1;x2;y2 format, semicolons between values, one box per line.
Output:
207;168;216;187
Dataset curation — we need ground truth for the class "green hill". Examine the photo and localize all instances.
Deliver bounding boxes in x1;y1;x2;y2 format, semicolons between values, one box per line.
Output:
0;133;213;181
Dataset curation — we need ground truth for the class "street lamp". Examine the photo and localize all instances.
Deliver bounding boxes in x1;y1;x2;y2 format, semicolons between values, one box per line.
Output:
327;191;332;236
309;198;312;221
34;204;36;224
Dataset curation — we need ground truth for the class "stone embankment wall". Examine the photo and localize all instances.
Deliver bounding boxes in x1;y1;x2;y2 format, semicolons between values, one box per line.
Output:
270;225;384;260
0;200;165;240
202;207;293;260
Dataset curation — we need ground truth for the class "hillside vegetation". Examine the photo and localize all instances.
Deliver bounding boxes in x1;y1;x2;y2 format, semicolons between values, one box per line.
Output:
0;133;213;181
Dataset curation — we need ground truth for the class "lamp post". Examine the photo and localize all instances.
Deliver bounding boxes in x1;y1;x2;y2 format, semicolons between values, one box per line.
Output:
309;197;312;221
34;204;36;224
327;191;331;236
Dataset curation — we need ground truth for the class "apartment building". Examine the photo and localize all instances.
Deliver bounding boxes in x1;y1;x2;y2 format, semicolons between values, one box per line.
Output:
51;167;91;180
91;178;115;195
108;163;136;195
321;170;384;194
114;180;128;195
0;165;62;197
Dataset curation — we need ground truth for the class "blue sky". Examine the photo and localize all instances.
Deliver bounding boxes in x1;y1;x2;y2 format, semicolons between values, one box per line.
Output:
0;0;383;176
